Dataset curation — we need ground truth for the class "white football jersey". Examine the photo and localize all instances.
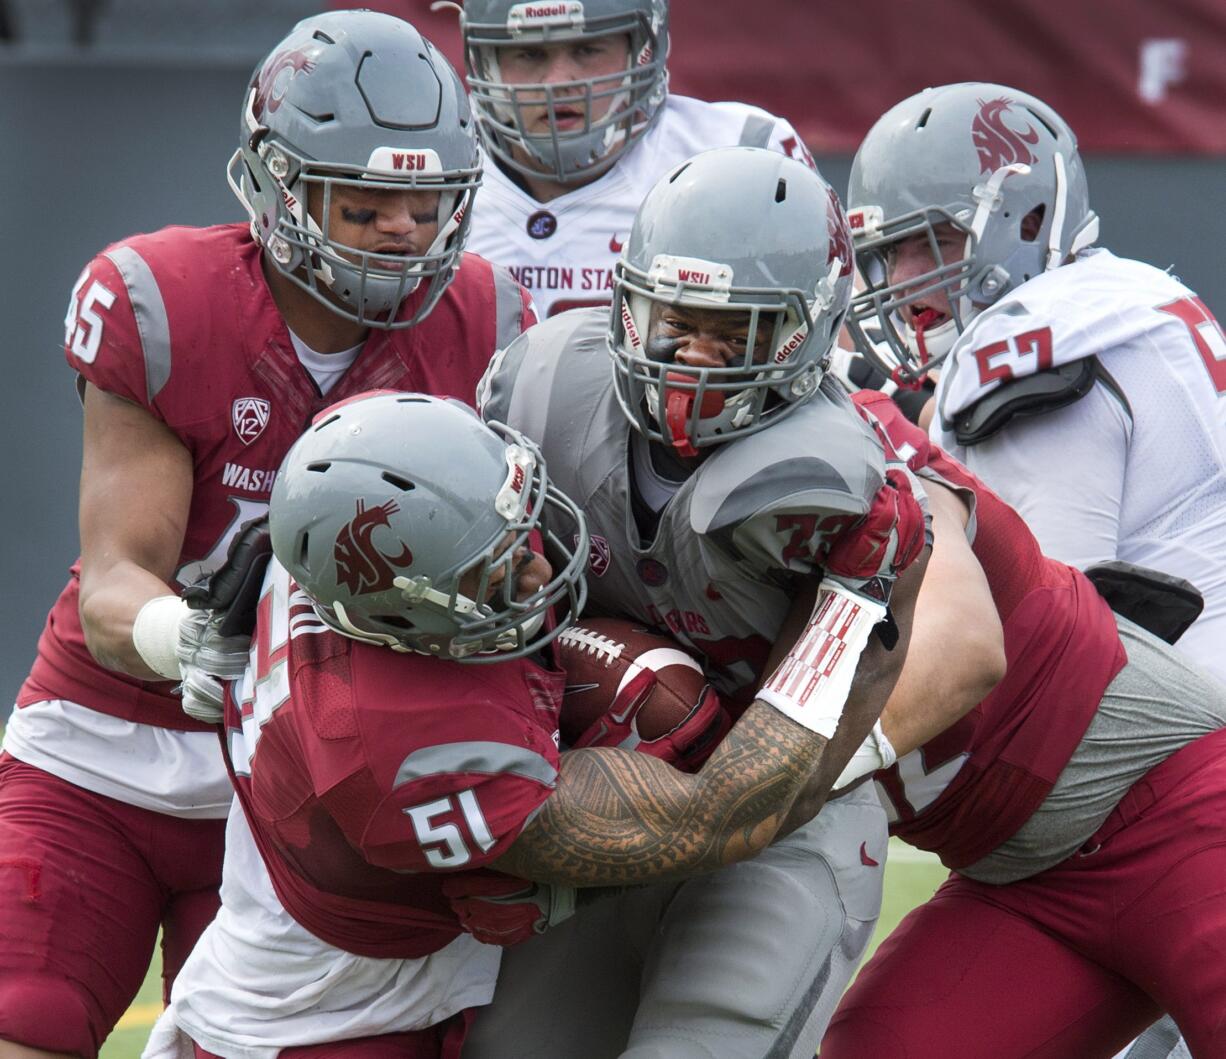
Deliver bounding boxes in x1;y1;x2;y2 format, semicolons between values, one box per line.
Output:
932;248;1226;682
465;94;815;319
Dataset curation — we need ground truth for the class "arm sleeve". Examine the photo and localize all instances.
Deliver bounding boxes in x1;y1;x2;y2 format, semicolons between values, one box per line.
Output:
959;381;1131;568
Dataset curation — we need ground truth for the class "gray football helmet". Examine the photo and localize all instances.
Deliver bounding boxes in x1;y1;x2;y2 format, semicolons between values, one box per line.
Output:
609;147;855;454
228;11;482;329
845;82;1099;384
269;392;588;661
460;0;668;183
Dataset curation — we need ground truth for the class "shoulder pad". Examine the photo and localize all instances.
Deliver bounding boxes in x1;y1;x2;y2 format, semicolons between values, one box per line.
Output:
1083;560;1203;645
691;395;886;575
478;307;608;438
953;356;1131;445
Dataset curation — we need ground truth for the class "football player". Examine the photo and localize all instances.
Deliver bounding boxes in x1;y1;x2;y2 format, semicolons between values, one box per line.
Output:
462;148;989;1058
451;0;819;317
844;81;1226;1058
0;12;534;1059
822;391;1226;1058
845;82;1226;683
147;390;914;1056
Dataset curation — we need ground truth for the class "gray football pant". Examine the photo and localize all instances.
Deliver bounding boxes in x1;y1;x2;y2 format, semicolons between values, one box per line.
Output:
462;782;887;1059
1117;1016;1191;1059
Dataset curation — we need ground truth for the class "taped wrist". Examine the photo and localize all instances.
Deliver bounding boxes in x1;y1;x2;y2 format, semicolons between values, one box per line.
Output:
833;719;898;790
132;595;190;681
756;578;887;738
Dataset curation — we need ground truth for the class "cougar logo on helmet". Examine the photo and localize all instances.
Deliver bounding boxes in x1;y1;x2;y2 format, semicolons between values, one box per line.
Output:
333;499;414;595
826;186;853;279
970;97;1039;174
253;48;319;121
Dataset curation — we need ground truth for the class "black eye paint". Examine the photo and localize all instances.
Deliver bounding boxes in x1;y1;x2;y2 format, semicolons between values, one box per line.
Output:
647;334;682;363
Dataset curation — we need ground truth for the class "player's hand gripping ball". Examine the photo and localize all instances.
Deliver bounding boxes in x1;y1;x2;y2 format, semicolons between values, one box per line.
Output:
554;618;732;772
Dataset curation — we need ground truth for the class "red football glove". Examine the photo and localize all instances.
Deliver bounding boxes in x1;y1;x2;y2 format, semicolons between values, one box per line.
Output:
441;870;576;946
825;467;929;583
572;667;733;772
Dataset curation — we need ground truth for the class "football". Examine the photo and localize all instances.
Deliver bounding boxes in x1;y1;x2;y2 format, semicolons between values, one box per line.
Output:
554;618;709;744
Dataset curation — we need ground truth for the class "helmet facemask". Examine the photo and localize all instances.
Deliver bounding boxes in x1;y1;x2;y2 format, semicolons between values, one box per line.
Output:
229;125;480;330
609;256;836;457
464;5;668;183
845;204;982;387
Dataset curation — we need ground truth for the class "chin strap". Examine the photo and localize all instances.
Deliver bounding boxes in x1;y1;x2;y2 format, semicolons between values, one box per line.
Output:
912;308;939;367
662;372;724;459
892;310;940;390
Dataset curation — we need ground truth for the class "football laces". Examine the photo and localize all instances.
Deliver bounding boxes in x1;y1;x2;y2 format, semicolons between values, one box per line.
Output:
557;626;626;666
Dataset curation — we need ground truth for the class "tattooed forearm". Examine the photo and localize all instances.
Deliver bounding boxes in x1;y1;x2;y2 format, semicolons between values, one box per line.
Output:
779;546;930;836
492;701;827;887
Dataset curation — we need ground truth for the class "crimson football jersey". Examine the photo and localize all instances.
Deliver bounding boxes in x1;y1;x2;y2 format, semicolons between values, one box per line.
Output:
19;223;533;731
224;560;563;959
853;392;1126;868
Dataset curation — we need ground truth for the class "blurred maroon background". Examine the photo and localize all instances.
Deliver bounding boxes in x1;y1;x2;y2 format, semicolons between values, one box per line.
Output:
344;0;1226;154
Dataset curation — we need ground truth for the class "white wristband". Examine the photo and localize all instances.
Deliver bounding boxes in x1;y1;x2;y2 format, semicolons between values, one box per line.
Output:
756;579;887;738
833;719;898;790
132;595;191;681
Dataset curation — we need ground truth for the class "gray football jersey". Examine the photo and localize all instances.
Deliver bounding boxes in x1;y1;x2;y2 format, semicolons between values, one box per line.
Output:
480;308;890;702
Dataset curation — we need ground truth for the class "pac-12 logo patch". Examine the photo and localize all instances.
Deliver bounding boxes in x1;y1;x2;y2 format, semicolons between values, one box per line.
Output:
232;397;270;445
583;533;611;577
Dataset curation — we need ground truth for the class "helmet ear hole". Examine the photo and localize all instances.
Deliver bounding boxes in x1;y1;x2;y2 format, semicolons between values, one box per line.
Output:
381;472;416;492
1025;106;1059;138
1021;204;1045;242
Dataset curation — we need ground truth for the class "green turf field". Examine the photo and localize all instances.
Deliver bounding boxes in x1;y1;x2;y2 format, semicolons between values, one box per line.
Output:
96;839;948;1058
